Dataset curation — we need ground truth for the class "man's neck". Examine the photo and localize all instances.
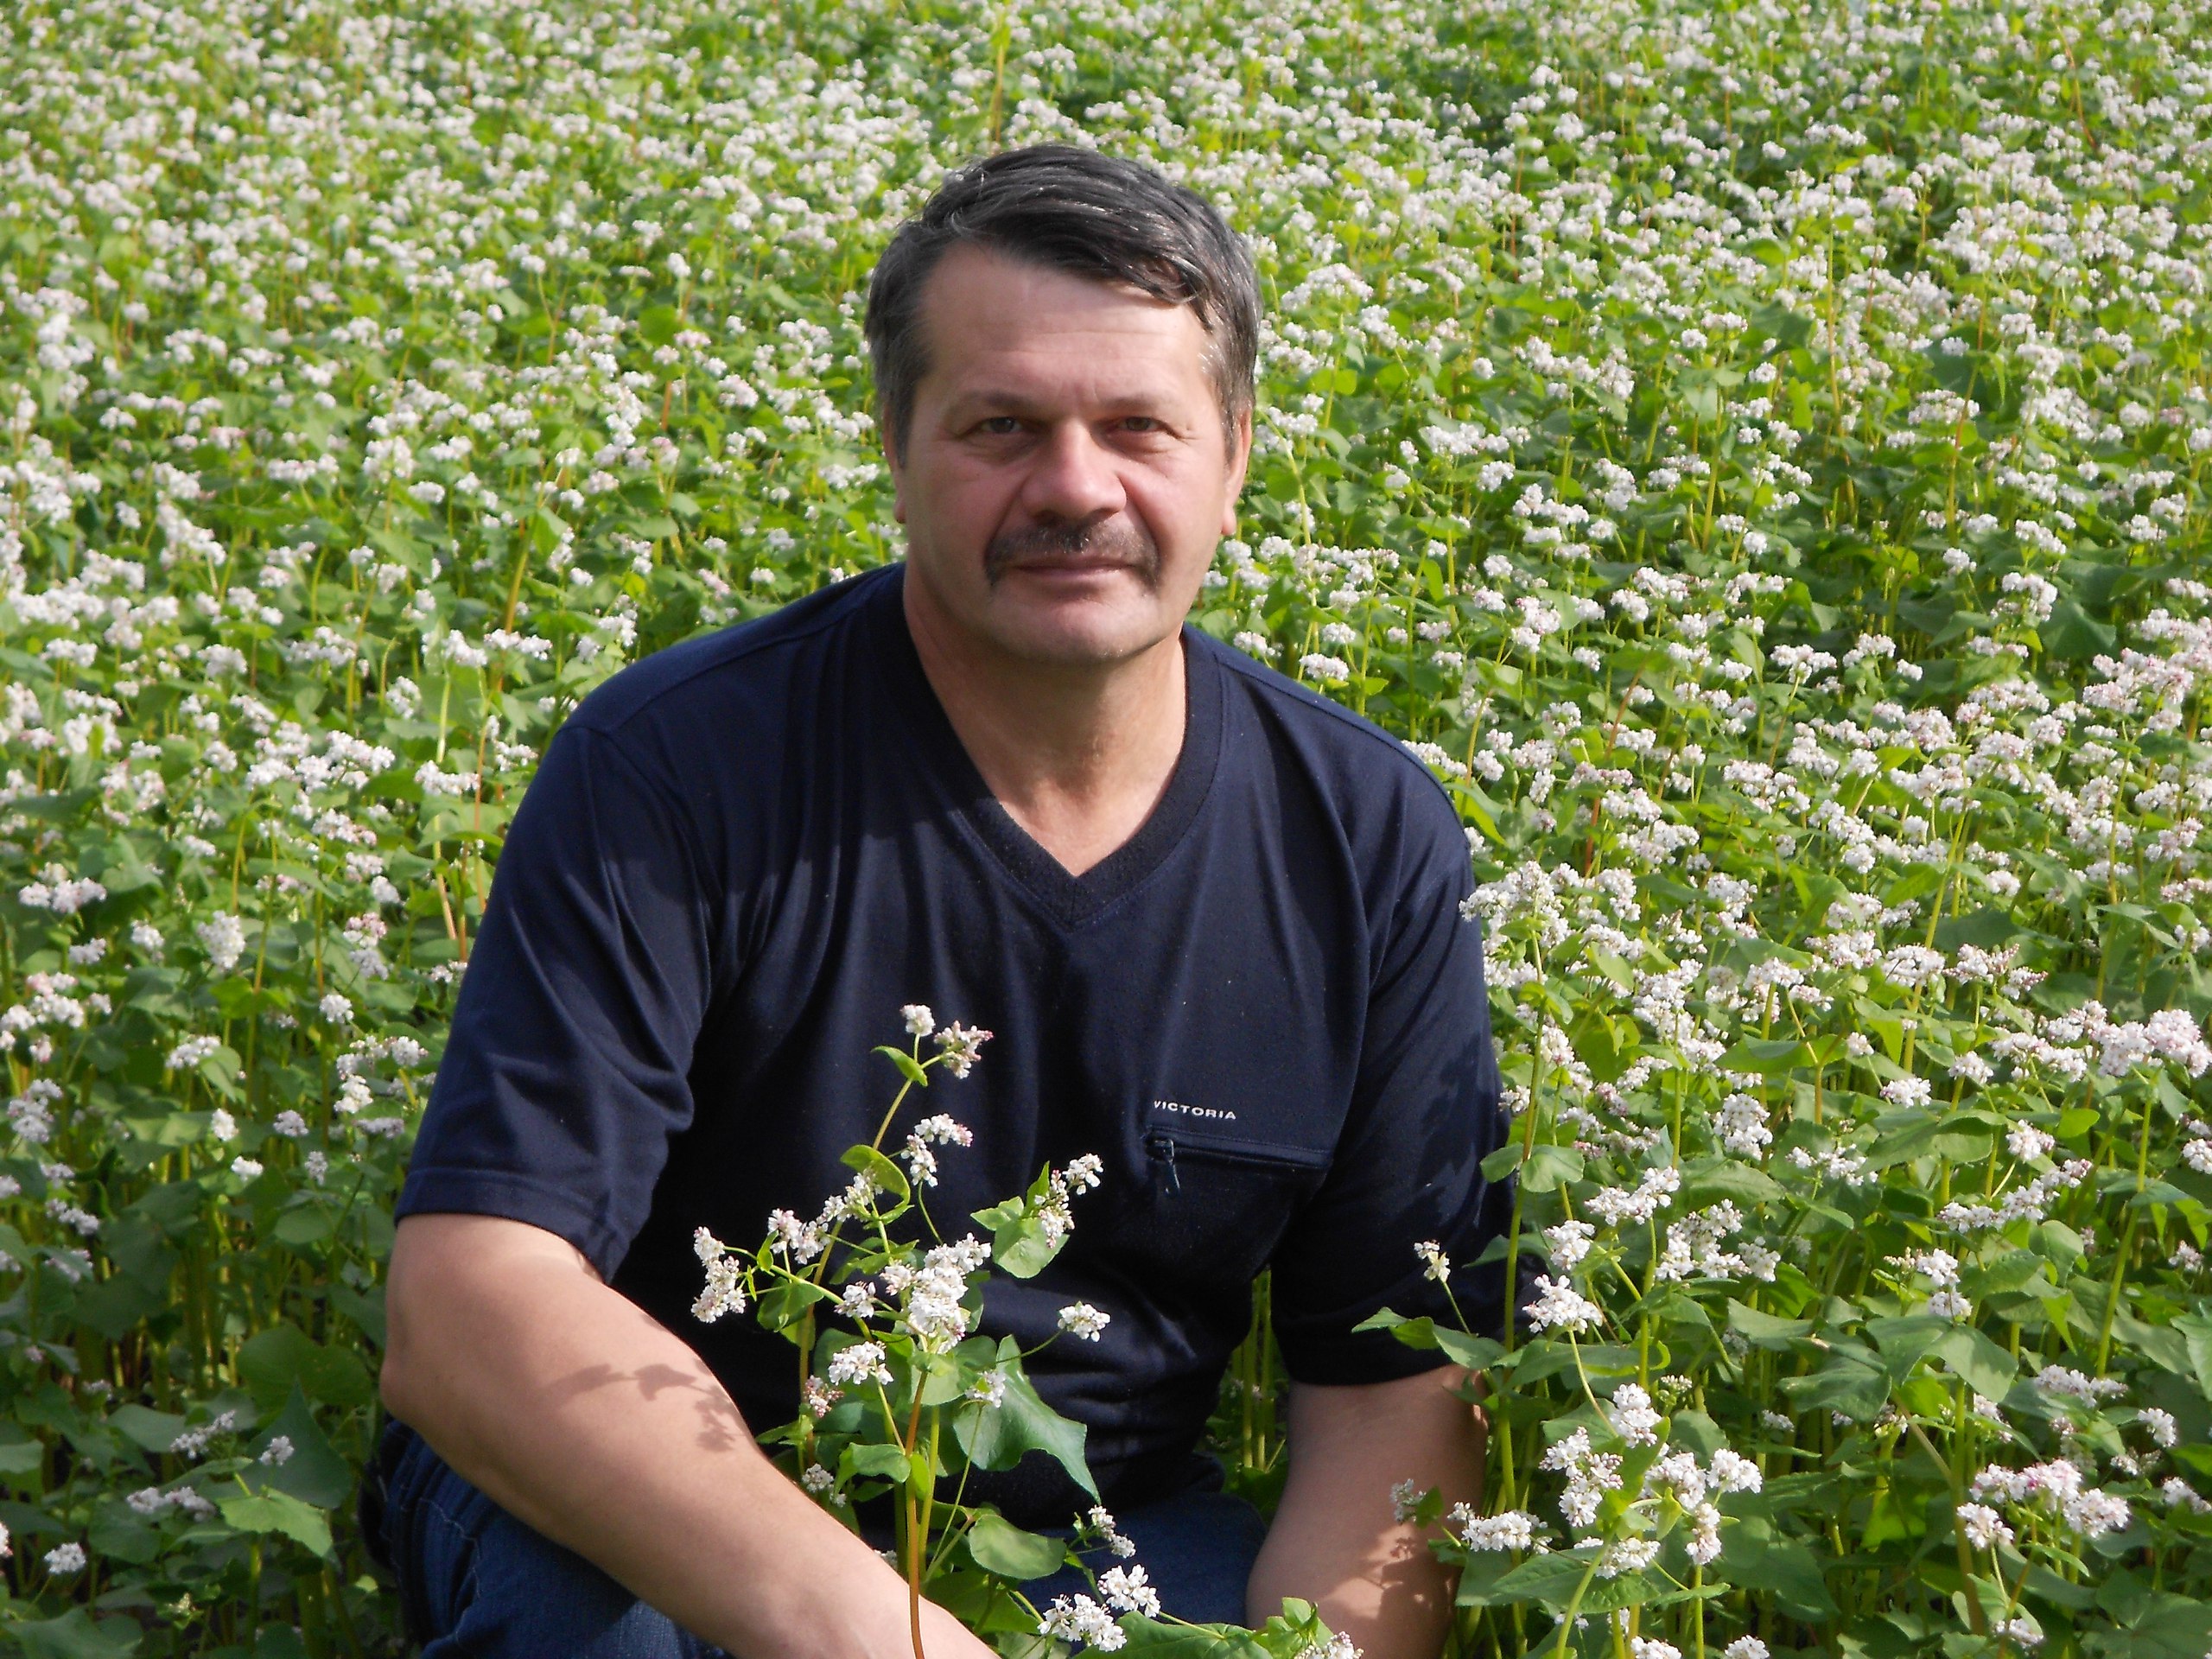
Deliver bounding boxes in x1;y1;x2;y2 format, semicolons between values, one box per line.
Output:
902;575;1187;880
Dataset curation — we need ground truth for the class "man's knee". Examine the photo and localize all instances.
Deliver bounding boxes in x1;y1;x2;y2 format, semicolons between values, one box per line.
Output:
385;1427;721;1659
447;1514;704;1658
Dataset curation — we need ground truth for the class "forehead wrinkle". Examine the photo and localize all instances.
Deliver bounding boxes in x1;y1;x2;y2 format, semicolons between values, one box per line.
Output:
918;251;1209;372
928;329;1212;420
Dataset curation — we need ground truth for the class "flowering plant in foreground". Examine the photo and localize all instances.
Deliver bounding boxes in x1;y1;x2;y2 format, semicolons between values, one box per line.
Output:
688;1009;1361;1658
0;0;2209;1652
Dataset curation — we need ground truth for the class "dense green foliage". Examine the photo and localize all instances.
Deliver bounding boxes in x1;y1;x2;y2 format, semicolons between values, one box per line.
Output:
1;0;2210;1653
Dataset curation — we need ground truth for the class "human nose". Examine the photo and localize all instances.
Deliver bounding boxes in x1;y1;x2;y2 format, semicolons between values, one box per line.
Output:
1016;421;1125;524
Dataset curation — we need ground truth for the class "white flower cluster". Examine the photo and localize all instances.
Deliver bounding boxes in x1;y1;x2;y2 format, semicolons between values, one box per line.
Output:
1447;1504;1547;1553
891;1235;992;1352
899;1006;994;1077
1096;1565;1160;1618
1540;1428;1623;1529
1525;1274;1605;1334
1035;1153;1106;1251
1586;1165;1680;1226
167;1410;238;1460
1037;1592;1126;1652
126;1484;216;1521
899;1114;974;1188
690;1228;749;1324
1639;1447;1763;1567
1970;1461;2132;1539
1087;1505;1137;1560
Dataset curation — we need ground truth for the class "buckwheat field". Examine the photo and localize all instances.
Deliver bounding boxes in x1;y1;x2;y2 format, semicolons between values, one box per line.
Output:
0;0;2209;1653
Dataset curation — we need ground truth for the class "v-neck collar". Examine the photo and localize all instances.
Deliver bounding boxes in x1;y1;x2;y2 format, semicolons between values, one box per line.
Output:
862;563;1223;930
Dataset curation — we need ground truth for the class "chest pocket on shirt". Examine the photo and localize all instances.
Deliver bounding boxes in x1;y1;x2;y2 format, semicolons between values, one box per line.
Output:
1134;1122;1332;1280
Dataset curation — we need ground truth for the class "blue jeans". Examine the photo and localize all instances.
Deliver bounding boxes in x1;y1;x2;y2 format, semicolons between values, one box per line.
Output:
374;1421;1268;1655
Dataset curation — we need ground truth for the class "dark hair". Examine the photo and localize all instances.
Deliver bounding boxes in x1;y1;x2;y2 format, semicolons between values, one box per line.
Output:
864;145;1260;459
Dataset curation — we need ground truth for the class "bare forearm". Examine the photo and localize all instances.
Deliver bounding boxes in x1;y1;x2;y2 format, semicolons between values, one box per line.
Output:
1248;1370;1482;1659
381;1214;988;1659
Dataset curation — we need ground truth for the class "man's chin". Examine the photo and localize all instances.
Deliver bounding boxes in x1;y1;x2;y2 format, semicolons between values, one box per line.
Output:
981;596;1179;670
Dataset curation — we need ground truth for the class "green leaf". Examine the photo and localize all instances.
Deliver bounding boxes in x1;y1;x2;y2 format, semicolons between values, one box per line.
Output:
874;1046;931;1088
107;1405;185;1456
2025;1566;2097;1611
995;1216;1063;1279
1861;1486;1924;1548
1519;1144;1584;1193
1570;1014;1630;1082
331;1283;387;1347
2041;597;2117;660
89;1502;161;1565
1434;1328;1506;1370
1354;1307;1425;1340
255;1386;354;1510
963;1511;1066;1580
0;1427;42;1479
1933;1325;2018;1402
1751;304;1814;348
917;1348;971;1408
1932;909;2018;952
219;1488;334;1557
235;1322;373;1411
1726;1300;1812;1349
1720;1038;1813;1074
952;1338;1097;1497
1456;1548;1519;1607
840;1143;911;1205
1717;1519;1837;1621
1670;1409;1726;1458
1867;1109;2003;1169
1489;1546;1604;1610
1779;1346;1892;1421
271;1205;338;1247
1681;1158;1784;1209
2091;1591;2212;1658
972;1187;1066;1280
842;1442;912;1482
758;1278;831;1332
1114;1618;1274;1659
1864;1314;1952;1371
70;1271;168;1341
2174;1312;2212;1402
12;1609;143;1659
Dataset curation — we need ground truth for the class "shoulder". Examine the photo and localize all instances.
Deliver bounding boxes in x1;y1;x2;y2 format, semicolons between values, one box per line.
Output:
522;567;893;858
1198;630;1469;874
563;565;890;746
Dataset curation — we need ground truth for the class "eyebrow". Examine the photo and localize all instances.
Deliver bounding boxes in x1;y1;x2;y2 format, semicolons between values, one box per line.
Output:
942;387;1183;420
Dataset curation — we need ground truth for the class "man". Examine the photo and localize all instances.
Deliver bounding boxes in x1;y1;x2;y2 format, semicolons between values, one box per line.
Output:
377;145;1510;1658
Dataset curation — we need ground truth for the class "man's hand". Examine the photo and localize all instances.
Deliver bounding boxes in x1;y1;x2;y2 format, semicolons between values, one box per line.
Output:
381;1213;997;1659
1245;1369;1483;1659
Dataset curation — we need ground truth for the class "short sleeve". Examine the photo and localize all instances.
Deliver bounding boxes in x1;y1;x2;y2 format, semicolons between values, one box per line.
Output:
1268;785;1512;1383
396;722;720;1278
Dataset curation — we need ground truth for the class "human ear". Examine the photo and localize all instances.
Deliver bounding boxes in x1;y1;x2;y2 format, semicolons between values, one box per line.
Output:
1218;406;1254;538
881;414;908;525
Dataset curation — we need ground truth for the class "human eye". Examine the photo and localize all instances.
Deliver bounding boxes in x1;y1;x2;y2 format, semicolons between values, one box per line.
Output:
973;415;1024;436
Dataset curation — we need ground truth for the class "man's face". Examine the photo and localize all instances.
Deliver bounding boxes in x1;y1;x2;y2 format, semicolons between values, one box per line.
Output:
887;244;1250;669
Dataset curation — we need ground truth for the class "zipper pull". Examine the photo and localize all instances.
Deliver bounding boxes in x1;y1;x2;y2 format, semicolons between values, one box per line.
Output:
1146;1131;1180;1196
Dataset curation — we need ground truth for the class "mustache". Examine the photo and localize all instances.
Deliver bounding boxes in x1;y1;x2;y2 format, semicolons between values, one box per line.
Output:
983;515;1160;587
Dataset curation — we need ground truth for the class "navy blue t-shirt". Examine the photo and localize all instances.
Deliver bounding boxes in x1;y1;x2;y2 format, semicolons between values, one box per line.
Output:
397;563;1510;1526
